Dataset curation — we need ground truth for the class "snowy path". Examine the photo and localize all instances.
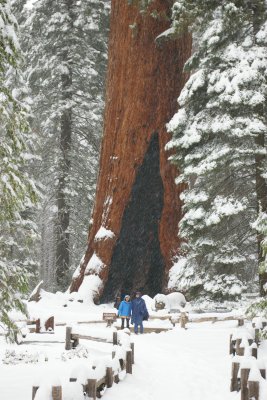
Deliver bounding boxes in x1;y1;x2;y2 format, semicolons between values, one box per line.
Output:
0;321;241;400
104;322;238;400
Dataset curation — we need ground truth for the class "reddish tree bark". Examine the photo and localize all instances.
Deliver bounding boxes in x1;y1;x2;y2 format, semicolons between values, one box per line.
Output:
69;0;191;301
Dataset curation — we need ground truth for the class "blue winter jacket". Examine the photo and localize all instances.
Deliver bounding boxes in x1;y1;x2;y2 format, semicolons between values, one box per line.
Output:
118;298;132;318
131;298;149;324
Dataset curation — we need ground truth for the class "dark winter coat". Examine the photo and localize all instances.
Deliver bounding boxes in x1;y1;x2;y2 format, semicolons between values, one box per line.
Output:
114;299;121;310
118;298;132;318
131;297;149;324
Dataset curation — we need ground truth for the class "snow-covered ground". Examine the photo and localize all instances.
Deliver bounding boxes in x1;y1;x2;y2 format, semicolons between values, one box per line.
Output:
0;292;256;399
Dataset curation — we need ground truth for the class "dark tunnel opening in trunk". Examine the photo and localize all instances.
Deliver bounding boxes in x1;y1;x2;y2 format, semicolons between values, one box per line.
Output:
101;132;165;302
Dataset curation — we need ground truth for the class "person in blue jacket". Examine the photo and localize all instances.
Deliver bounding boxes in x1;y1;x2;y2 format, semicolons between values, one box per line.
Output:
118;295;132;329
131;291;149;334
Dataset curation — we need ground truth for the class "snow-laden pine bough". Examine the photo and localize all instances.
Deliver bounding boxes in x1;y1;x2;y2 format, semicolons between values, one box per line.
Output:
32;329;134;400
229;317;267;400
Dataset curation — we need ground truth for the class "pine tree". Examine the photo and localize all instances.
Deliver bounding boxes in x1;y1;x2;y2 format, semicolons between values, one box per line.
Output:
19;0;109;290
0;0;38;341
166;1;267;299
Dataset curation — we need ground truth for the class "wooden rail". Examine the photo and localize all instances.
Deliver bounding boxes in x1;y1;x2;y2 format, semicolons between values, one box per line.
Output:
65;327;119;350
33;329;134;400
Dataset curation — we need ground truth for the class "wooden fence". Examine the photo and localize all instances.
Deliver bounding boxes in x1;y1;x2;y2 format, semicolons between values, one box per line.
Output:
33;328;134;400
229;317;267;400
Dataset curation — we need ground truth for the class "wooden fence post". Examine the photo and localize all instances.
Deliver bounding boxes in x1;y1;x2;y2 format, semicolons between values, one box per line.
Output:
236;338;242;356
52;385;62;400
260;368;266;379
240;367;250;400
238;318;244;327
126;350;132;374
72;336;79;349
35;319;41;333
112;350;116;359
130;342;135;364
114;374;119;384
32;386;39;400
106;367;113;388
87;379;97;400
229;334;233;354
230;361;240;392
232;339;236;356
255;329;260;345
45;316;54;332
65;326;72;350
113;331;118;345
251;344;258;359
248;380;259;400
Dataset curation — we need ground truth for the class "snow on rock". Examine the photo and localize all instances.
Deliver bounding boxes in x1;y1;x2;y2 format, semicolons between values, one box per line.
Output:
34;385;51;400
142;295;154;311
94;227;115;241
166;292;186;309
77;275;103;304
153;294;168;309
249;364;262;382
85;252;104;274
62;382;84;400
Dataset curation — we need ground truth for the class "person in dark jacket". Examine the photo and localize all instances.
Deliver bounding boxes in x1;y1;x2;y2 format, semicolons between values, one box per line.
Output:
118;295;132;329
131;291;149;334
114;296;121;310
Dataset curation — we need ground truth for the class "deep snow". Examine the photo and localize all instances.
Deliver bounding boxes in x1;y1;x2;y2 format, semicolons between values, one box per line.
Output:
0;293;253;400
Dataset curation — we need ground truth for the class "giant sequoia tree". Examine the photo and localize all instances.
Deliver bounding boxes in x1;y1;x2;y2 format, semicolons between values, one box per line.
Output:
70;0;191;302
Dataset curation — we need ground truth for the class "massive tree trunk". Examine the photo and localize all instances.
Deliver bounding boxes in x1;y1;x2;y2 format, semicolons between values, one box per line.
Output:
70;0;191;302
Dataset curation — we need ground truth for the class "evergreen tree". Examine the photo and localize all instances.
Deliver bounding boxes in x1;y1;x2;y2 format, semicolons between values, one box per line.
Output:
0;0;38;341
167;1;267;299
18;0;109;290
